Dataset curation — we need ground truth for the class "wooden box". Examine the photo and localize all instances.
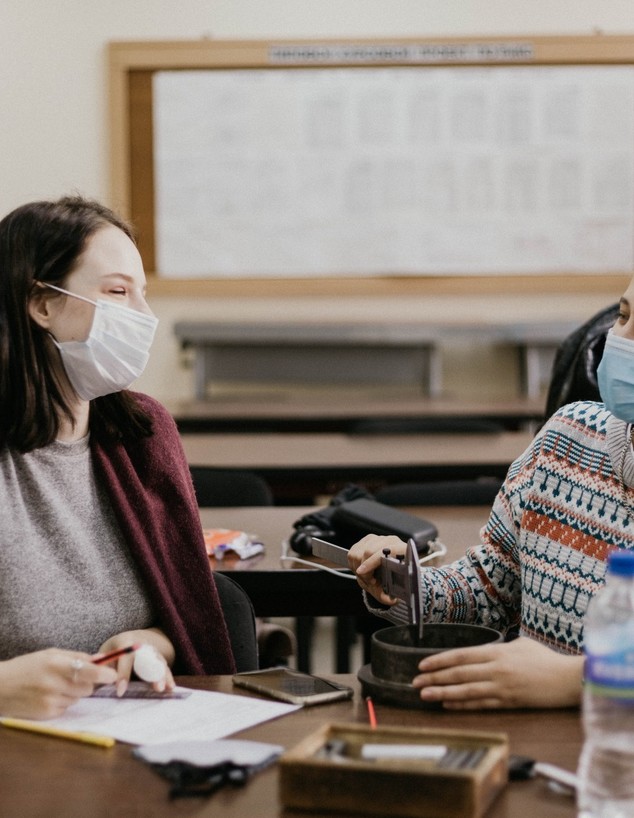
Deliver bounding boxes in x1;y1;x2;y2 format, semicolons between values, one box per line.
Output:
279;722;508;818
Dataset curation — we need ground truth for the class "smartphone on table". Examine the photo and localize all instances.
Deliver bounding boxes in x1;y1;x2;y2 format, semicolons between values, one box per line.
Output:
232;668;354;706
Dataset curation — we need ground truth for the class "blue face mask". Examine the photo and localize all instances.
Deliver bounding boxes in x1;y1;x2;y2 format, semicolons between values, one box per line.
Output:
597;330;634;423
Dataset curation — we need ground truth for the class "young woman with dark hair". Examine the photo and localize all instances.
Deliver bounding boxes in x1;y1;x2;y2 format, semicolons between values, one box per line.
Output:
0;196;235;719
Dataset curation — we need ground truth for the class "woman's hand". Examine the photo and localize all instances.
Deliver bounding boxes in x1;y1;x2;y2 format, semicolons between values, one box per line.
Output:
96;628;175;697
413;636;584;710
0;648;117;720
347;534;407;606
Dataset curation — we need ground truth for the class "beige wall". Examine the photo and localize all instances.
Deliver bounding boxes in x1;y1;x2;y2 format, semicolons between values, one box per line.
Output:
2;2;633;403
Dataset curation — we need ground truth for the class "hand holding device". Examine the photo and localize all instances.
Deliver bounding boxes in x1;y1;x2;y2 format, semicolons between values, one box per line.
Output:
311;537;424;642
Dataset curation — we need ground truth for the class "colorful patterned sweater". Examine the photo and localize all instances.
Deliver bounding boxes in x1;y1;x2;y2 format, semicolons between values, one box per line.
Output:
375;401;634;654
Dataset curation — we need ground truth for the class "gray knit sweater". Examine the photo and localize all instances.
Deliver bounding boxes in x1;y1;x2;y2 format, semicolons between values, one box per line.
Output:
0;434;153;659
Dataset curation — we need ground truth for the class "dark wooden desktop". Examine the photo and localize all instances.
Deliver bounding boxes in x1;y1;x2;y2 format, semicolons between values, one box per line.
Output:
202;504;488;602
0;674;580;818
201;505;489;672
201;504;488;616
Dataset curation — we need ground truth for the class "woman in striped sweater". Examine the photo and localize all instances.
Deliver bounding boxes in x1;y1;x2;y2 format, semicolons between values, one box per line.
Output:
349;284;634;710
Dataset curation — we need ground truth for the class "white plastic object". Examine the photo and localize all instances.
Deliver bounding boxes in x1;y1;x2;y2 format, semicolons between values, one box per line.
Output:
133;645;166;683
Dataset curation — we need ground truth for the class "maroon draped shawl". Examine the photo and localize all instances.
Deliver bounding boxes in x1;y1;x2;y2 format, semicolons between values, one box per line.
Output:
91;393;235;675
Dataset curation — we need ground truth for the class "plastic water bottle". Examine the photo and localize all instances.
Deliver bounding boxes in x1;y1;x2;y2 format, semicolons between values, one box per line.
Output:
577;549;634;818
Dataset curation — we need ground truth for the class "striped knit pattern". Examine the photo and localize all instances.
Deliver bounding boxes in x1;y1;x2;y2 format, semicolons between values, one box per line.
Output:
374;401;634;655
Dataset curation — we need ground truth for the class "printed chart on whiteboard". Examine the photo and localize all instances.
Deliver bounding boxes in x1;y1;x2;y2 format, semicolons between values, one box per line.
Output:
153;65;634;279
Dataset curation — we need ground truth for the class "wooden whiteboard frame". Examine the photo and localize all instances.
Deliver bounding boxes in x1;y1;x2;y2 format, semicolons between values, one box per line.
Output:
108;35;634;297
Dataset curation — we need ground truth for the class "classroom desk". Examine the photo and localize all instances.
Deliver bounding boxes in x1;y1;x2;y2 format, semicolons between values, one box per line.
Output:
201;505;486;617
169;393;545;433
183;429;532;503
202;505;489;672
0;674;580;818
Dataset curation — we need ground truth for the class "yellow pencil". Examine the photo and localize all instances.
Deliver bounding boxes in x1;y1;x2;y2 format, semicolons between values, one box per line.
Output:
0;717;115;748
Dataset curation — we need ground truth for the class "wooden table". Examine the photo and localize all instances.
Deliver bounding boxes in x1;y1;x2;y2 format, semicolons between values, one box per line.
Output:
169;394;545;433
201;505;487;616
0;674;580;818
202;505;489;672
183;429;532;503
183;430;533;471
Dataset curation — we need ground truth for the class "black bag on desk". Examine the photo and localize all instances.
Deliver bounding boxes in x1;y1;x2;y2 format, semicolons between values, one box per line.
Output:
289;484;437;556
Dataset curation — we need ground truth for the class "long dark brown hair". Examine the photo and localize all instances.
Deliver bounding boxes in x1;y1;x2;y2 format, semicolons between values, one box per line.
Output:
0;195;153;451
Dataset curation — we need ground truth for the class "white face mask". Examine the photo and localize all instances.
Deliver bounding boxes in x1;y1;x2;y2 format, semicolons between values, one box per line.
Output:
42;283;158;400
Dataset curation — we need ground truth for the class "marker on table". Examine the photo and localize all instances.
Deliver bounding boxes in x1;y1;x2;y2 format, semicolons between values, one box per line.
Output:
91;643;141;665
0;718;115;748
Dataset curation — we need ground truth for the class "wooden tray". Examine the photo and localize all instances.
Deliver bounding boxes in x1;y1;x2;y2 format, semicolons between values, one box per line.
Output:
279;722;508;818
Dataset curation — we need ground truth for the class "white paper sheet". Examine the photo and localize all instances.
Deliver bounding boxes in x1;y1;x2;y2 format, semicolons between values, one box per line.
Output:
36;687;299;745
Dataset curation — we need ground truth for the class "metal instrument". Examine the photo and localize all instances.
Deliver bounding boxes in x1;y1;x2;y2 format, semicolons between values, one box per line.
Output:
310;537;424;642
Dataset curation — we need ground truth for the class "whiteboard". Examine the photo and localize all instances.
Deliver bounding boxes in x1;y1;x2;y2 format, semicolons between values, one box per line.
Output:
153;65;634;279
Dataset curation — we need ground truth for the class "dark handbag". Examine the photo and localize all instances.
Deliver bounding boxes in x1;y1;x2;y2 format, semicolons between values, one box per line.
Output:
289;485;437;556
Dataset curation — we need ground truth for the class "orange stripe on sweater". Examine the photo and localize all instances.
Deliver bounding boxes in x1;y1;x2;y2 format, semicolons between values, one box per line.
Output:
522;509;612;561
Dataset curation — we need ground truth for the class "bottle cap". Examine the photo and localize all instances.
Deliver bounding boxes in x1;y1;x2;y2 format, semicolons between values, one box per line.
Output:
607;549;634;577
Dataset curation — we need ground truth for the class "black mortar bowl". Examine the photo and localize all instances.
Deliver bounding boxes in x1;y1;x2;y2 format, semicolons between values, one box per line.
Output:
358;623;503;709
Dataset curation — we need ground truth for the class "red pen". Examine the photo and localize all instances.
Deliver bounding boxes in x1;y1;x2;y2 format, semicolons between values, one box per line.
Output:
91;643;142;665
366;696;377;729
